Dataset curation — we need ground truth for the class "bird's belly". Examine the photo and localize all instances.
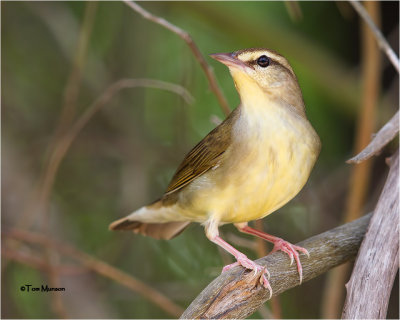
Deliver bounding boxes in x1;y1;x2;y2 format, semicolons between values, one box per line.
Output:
218;142;314;223
177;132;316;224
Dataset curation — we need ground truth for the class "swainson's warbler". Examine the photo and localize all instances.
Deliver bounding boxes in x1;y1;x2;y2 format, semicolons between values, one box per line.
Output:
110;48;321;294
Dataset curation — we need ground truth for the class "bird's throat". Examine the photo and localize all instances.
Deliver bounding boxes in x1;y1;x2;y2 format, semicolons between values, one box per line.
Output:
232;71;271;113
231;69;306;118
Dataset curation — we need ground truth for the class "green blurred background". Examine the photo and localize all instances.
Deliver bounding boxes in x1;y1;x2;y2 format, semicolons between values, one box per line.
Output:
2;1;399;318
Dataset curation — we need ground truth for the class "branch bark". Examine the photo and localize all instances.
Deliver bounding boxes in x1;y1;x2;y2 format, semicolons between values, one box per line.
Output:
347;111;399;164
181;213;372;319
342;151;399;319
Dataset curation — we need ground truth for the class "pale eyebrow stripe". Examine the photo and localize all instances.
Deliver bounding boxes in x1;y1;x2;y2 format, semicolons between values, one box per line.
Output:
239;50;296;77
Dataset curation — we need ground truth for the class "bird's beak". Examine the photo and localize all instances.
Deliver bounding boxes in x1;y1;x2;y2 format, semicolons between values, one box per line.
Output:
210;52;252;72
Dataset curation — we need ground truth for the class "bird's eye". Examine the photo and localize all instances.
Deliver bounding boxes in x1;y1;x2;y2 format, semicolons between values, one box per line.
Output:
257;55;270;68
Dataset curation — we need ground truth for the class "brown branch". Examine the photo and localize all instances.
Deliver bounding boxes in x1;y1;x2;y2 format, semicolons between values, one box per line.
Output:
349;1;400;73
347;110;399;164
123;0;231;116
342;152;399;319
181;213;372;319
2;248;86;275
3;229;184;318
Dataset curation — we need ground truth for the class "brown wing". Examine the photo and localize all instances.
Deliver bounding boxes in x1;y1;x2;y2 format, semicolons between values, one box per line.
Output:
164;107;240;195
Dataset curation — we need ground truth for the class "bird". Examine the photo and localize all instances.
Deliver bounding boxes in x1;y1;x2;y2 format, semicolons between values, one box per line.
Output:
109;48;321;295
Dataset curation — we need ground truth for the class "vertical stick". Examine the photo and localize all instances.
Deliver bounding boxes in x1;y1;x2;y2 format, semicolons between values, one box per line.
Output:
342;152;399;318
321;2;381;318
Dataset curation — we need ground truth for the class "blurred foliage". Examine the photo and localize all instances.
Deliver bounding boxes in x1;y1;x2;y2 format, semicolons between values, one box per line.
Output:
2;1;398;319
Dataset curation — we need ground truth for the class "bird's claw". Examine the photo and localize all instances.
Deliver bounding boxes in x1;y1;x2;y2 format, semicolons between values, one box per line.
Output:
271;239;309;284
222;254;272;294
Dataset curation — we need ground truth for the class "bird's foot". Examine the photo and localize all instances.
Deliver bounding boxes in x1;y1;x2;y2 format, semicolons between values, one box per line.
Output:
222;253;272;297
271;238;309;283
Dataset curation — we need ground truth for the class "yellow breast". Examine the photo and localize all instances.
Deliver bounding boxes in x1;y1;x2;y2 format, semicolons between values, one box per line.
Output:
176;97;320;224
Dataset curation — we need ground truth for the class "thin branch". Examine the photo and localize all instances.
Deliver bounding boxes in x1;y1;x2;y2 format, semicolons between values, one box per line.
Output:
17;79;193;232
42;4;98;317
322;3;382;316
349;0;400;73
342;152;399;319
46;79;193;197
123;0;231;116
2;248;86;276
64;79;193;150
181;213;372;319
55;1;98;138
284;1;303;22
347;110;399;164
344;0;381;220
3;230;184;318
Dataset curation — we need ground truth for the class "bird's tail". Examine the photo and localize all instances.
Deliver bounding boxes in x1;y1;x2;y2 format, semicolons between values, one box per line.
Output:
109;201;190;240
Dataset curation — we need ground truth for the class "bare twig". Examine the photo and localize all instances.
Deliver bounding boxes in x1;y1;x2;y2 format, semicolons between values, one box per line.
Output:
52;79;193;182
181;214;372;319
347;111;399;164
342;152;399;319
349;0;400;73
3;229;184;317
55;1;98;138
345;0;381;222
123;0;231;116
284;1;303;22
322;2;382;316
18;79;192;232
41;4;98;317
2;248;86;275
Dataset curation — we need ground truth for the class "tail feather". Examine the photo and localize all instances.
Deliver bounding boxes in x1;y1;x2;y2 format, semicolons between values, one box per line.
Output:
109;218;142;231
109;202;190;240
109;218;190;240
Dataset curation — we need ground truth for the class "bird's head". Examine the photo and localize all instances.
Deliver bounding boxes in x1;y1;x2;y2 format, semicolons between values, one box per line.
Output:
210;48;305;116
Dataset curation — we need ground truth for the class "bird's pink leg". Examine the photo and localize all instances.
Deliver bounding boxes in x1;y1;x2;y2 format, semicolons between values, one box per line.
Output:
211;235;272;295
236;224;309;283
205;220;272;296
